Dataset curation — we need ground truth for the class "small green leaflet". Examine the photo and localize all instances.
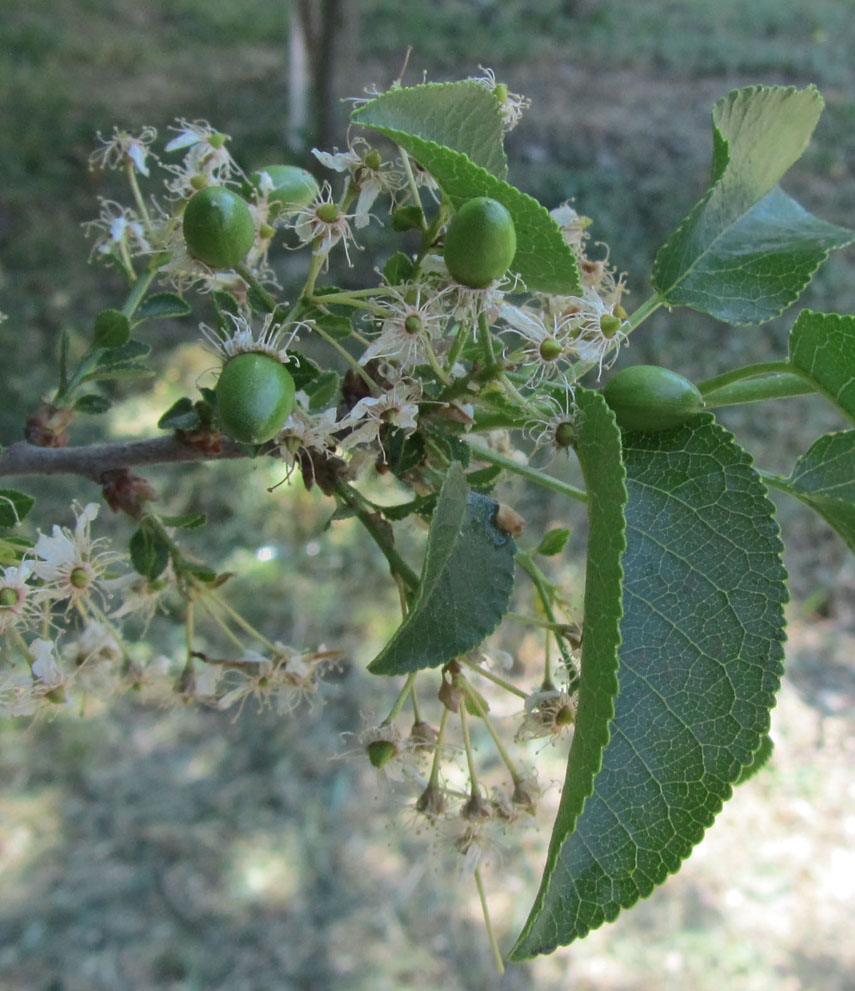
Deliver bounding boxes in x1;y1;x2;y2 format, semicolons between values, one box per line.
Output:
129;524;170;580
0;488;36;527
93;309;130;349
132;293;191;325
511;389;626;959
512;416;787;958
652;86;853;323
789;310;855;422
352;80;508;179
353;91;580;296
368;462;516;675
777;431;855;552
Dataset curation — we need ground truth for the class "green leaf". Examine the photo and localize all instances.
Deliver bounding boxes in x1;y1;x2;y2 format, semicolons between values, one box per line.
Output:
652;86;853;323
81;363;154;383
512;388;626;959
93;309;130;349
368;462;516;675
382;427;426;476
512;415;787;958
735;734;774;785
73;394;112;414
287;351;321;391
383;251;415;285
352;80;508;179
129;525;170;580
101;339;151;364
133;292;191;324
536;527;571;557
779;430;855;551
0;488;36;527
354;111;579;296
160;511;207;530
788;310;855;421
158;398;201;432
307;370;341;410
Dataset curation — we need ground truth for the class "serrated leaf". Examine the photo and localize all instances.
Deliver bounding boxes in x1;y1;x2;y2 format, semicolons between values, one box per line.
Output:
789;310;855;421
511;388;626;959
287;351;321;391
354;112;579;296
133;292;191;324
73;394;112;414
382;427;426;475
536;527;571;557
129;525;170;580
160;511;207;529
352;80;508;179
779;430;855;551
95;339;151;366
158;398;201;431
735;734;774;785
93;309;130;349
464;465;502;492
652;86;853;323
368;462;516;675
81;362;154;383
0;488;36;527
512;415;787;958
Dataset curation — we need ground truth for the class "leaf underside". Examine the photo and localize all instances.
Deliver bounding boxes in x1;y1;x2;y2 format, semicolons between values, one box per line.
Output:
511;389;626;956
368;462;516;675
352;80;508;179
652;86;853;323
353;90;580;296
511;415;787;958
789;310;855;422
784;431;855;552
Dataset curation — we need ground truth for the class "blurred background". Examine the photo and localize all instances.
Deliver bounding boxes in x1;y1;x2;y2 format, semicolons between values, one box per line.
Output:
1;1;854;988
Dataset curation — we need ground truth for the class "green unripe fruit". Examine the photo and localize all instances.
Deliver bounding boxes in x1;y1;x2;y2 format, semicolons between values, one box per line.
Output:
367;739;398;768
363;149;383;171
444;196;517;289
316;202;340;223
215;352;296;445
252;164;319;211
603;365;704;433
183;186;255;269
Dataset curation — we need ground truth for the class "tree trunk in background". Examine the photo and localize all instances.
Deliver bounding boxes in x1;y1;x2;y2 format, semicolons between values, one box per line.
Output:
287;0;359;153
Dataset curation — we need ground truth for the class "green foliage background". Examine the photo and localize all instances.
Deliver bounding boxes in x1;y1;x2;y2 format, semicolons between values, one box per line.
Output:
1;1;854;988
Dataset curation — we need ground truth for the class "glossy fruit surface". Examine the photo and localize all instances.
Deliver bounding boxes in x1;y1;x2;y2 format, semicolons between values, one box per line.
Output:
443;196;516;288
252;164;319;211
216;352;295;444
602;365;704;432
183;186;255;269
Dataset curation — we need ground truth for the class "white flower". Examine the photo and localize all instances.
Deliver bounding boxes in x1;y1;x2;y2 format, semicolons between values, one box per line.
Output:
200;310;300;364
549;202;593;255
515;688;577;742
278;399;340;463
89;126;157;177
500;302;577;385
338;379;422;450
291;183;360;266
31;638;64;689
467;67;531;131
312;138;403;228
83;198;152;262
163;119;242;194
0;562;37;633
33;503;126;608
359;285;450;369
